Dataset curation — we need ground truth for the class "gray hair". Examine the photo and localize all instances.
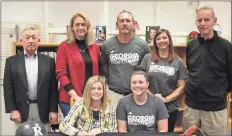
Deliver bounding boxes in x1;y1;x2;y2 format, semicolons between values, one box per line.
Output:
196;5;216;18
20;26;40;39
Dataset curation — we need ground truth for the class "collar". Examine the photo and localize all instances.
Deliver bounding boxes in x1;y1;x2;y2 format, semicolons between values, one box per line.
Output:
76;39;86;44
197;30;218;44
24;50;38;58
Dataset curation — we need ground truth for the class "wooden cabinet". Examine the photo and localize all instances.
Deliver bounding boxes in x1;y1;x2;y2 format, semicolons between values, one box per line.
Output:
228;93;232;128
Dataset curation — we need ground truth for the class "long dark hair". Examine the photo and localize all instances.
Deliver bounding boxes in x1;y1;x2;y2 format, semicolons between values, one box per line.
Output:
151;29;177;62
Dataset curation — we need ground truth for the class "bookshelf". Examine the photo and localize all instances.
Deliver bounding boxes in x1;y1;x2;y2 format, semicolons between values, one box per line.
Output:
173;45;186;132
12;42;59;56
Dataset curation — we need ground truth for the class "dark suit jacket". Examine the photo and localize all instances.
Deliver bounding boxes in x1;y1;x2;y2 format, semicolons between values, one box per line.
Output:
3;52;58;123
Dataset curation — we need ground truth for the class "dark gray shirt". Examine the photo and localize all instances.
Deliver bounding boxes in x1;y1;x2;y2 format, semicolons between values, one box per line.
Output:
140;54;187;112
116;93;169;132
102;36;150;93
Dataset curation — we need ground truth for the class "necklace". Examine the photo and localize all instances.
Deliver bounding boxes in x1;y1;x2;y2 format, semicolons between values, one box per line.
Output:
79;49;86;53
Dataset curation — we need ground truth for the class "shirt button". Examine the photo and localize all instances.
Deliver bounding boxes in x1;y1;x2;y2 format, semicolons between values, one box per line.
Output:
27;101;29;104
27;92;29;95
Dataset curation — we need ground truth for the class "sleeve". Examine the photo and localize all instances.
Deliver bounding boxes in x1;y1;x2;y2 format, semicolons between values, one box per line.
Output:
185;42;191;70
98;45;104;76
155;98;169;121
101;106;118;132
145;43;151;54
227;43;232;92
59;101;84;136
178;58;187;80
143;41;151;55
55;42;74;92
138;43;150;65
3;57;17;113
140;54;148;70
49;58;59;112
99;44;109;78
116;98;127;121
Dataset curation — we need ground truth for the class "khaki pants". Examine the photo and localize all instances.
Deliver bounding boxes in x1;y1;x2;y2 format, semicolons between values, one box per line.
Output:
14;103;50;132
183;105;227;136
108;90;125;107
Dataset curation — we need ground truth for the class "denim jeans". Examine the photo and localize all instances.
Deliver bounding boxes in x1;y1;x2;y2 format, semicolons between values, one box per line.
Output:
59;101;70;118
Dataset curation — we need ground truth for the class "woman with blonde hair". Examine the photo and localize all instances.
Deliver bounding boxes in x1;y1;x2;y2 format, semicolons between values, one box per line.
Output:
56;13;101;117
59;76;117;136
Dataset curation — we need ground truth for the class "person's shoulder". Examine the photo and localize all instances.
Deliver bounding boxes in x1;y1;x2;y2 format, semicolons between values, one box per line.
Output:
60;41;68;46
59;41;75;48
6;53;24;63
144;53;152;58
186;38;198;48
6;54;18;61
217;36;231;48
103;36;117;46
118;94;133;104
92;43;101;47
89;43;101;49
72;100;84;109
174;56;184;63
106;104;116;113
133;37;147;45
39;53;54;61
148;93;164;104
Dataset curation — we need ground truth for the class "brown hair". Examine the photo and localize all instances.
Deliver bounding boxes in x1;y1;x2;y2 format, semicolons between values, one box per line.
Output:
116;10;135;22
132;65;148;81
66;13;95;46
151;29;177;62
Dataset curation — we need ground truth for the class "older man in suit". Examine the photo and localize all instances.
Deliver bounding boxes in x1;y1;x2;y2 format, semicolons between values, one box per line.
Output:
3;26;58;131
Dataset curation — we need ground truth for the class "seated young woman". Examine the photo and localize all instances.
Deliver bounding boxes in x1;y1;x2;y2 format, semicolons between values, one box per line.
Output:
116;66;169;133
59;76;117;136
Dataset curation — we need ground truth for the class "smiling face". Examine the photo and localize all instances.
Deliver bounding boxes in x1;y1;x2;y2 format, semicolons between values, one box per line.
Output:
72;16;88;40
91;81;104;101
21;30;40;56
155;32;170;50
131;74;149;96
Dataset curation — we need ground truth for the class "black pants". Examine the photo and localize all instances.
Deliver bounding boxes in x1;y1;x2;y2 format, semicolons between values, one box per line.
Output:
168;110;178;132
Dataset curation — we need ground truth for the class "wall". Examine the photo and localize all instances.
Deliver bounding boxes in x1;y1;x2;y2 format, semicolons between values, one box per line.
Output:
200;1;231;40
0;1;231;135
46;1;103;43
1;1;45;135
46;1;231;42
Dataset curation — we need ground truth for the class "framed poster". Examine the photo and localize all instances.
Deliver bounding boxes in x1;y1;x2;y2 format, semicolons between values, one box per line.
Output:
96;26;106;43
145;26;160;45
